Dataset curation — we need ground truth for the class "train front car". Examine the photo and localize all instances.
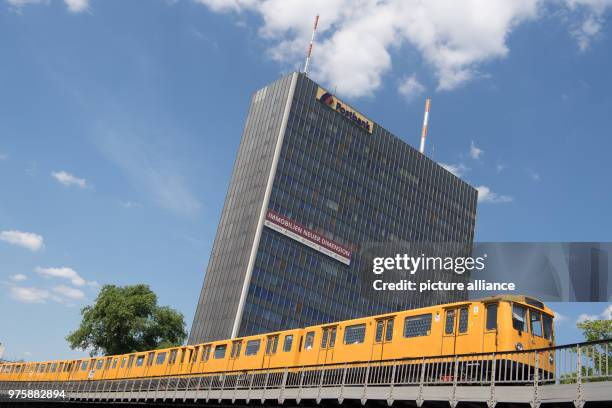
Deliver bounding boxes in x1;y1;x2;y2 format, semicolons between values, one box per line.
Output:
487;295;556;383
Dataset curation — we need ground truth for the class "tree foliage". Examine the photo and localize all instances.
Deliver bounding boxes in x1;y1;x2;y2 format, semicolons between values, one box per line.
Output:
67;284;187;356
577;319;612;341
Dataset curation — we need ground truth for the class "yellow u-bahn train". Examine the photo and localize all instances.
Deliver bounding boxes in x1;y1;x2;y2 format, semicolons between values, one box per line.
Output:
0;295;554;383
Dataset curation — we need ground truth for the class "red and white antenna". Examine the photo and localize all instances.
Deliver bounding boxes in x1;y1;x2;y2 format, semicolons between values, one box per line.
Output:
303;14;320;76
419;98;431;154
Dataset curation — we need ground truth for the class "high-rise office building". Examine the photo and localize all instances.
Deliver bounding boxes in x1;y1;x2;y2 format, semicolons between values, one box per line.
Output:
189;72;478;344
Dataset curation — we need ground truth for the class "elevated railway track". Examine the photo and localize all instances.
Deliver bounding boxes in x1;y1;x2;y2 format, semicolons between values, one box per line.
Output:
1;340;610;407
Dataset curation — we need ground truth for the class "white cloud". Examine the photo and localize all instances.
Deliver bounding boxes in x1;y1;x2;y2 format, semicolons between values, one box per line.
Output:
6;0;89;12
398;74;425;101
476;185;513;203
580;304;612;322
51;170;88;188
23;351;32;356
35;266;97;287
52;285;85;300
10;286;50;304
440;162;468;178
64;0;88;13
10;274;27;282
469;140;484;160
554;311;567;324
0;230;44;251
193;1;612;96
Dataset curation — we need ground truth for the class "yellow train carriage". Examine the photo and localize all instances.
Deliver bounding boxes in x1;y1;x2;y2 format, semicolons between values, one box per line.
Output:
0;295;555;384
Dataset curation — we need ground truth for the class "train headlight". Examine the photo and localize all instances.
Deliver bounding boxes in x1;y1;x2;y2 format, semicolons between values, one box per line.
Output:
549;354;554;364
515;342;524;351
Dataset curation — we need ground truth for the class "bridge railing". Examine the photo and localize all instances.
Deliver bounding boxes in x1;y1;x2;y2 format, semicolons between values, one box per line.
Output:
0;339;610;397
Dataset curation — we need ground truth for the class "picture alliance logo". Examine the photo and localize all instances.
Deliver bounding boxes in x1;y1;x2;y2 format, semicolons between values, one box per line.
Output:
372;254;488;275
319;92;372;132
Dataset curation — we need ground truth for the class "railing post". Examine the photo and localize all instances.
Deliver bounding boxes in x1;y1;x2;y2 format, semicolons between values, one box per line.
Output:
450;356;459;408
296;366;305;404
316;365;325;404
416;357;426;408
361;362;371;406
574;344;585;408
218;373;226;403
232;372;240;403
194;376;202;402
339;362;348;404
261;370;270;403
387;361;397;407
488;353;496;408
245;372;255;404
531;351;540;408
278;367;288;404
205;375;213;403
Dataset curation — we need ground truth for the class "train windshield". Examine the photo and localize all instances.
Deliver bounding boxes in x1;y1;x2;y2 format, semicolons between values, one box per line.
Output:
512;304;527;332
543;314;554;340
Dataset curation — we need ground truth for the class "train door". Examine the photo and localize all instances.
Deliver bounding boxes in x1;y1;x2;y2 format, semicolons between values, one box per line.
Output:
483;303;498;352
371;318;394;360
179;347;192;374
263;335;279;369
228;341;242;371
317;326;337;364
441;308;458;355
190;346;200;374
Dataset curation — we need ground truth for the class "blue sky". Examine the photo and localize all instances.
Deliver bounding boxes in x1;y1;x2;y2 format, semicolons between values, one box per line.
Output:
1;0;611;360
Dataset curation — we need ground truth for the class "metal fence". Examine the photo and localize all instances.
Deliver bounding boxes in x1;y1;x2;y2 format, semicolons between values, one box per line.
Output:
0;339;610;402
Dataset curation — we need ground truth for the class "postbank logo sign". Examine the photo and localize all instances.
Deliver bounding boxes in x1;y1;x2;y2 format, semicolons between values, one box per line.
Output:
316;87;373;134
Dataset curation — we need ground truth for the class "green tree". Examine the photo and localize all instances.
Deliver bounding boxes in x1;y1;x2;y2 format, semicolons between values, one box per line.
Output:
67;284;187;356
577;318;612;341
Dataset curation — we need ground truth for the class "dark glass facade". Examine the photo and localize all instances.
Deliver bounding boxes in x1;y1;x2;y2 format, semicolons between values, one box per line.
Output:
189;72;477;344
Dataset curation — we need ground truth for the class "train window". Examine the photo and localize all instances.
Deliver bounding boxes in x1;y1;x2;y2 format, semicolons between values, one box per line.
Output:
459;308;469;333
445;310;455;334
156;352;167;365
169;350;177;364
525;298;545;310
202;345;211;361
136;356;144;367
180;349;187;364
193;347;200;363
543;315;553;340
403;314;432;338
231;341;242;358
375;320;384;342
281;335;292;352
486;304;498;330
344;324;366;345
305;332;315;350
531;311;543;337
512;304;527;332
120;358;126;368
329;327;337;347
105;359;112;370
128;355;135;368
96;360;103;370
81;361;88;371
385;319;394;341
146;352;155;366
266;336;279;354
322;328;329;347
246;340;261;356
214;345;227;359
51;363;57;373
112;359;118;369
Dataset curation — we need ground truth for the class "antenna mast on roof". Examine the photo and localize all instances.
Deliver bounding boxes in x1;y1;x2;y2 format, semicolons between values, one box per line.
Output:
419;98;431;154
303;14;320;76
